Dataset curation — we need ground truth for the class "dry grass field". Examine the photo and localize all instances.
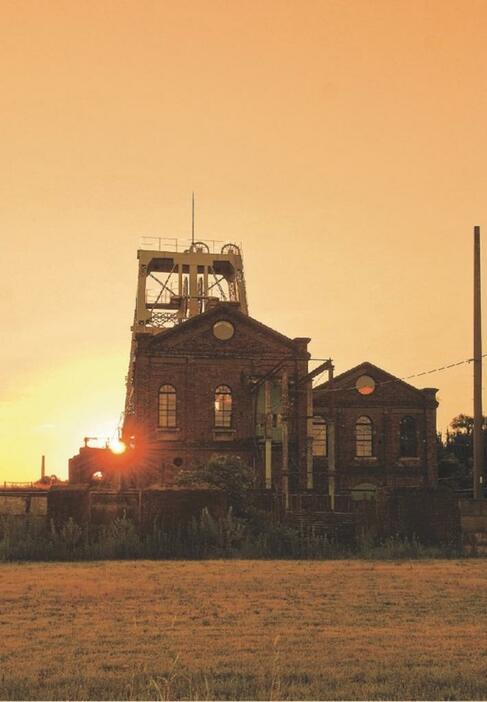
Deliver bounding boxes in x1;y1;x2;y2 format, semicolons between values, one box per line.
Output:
0;560;486;700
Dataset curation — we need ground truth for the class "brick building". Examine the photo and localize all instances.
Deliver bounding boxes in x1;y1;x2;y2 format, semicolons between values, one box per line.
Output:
312;362;438;500
69;241;439;507
123;301;312;492
71;302;313;498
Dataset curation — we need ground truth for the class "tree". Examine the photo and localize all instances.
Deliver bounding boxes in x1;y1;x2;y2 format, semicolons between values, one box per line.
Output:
449;414;474;435
438;414;487;490
178;455;256;516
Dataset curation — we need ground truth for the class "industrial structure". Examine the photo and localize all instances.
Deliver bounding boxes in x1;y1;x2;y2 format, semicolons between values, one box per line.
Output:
68;237;439;508
4;228;486;551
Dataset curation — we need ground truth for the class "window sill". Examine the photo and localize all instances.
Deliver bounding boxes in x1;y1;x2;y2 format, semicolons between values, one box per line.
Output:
353;457;378;463
155;427;181;441
398;457;420;464
213;428;236;441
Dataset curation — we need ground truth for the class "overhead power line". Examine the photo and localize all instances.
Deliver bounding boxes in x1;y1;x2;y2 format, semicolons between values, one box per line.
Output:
313;353;483;394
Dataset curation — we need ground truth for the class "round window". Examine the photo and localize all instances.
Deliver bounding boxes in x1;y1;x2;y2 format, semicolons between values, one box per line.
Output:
213;320;235;340
356;375;376;395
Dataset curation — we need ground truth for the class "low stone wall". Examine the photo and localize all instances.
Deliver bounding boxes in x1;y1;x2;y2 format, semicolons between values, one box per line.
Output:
47;488;90;529
0;492;47;516
2;485;476;549
47;487;226;531
459;499;487;554
0;491;48;536
142;489;226;530
377;487;461;543
343;487;462;544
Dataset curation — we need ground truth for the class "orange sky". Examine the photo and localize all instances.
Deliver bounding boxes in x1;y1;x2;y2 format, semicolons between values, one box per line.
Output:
1;0;487;481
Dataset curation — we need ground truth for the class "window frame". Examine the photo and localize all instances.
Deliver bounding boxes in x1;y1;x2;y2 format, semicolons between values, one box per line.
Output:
355;415;373;457
214;384;233;428
158;384;177;428
399;415;418;457
312;416;328;457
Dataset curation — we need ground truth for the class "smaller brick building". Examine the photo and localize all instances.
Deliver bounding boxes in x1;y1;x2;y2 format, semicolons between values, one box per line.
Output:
312;362;438;499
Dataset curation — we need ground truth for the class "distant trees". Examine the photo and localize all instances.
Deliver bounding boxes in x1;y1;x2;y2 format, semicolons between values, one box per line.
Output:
438;414;487;490
449;414;474;435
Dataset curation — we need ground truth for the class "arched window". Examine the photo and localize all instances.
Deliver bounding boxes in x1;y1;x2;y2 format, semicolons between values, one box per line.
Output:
400;416;417;457
312;416;327;456
159;384;177;427
214;385;232;427
355;416;373;457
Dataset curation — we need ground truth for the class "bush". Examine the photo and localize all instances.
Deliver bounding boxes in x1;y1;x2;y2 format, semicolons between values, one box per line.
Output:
177;456;256;516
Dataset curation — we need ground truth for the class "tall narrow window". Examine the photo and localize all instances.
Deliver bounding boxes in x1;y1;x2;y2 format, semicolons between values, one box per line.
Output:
214;385;232;427
159;384;177;427
400;416;417;457
312;416;327;456
355;416;373;457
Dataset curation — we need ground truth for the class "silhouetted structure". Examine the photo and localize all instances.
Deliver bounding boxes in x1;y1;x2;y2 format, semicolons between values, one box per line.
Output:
69;239;438;509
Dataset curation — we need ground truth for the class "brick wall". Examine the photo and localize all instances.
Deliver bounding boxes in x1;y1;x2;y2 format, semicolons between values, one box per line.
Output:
123;305;310;490
313;362;438;494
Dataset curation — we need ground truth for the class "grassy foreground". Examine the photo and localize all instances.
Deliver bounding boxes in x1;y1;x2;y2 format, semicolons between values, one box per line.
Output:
0;560;486;701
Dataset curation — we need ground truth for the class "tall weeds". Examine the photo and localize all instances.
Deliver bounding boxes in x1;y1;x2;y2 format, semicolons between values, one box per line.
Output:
0;511;466;562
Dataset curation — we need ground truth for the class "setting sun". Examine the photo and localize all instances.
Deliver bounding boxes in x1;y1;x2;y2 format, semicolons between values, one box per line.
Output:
109;439;126;455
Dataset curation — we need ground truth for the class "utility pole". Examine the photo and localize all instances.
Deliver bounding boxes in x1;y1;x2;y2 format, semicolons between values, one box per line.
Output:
328;361;336;511
473;225;483;500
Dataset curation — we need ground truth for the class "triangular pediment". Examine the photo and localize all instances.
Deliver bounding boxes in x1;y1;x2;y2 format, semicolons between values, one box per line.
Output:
143;303;308;357
314;361;437;403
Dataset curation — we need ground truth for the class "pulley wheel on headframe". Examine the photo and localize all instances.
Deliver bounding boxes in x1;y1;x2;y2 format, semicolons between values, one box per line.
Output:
221;243;241;255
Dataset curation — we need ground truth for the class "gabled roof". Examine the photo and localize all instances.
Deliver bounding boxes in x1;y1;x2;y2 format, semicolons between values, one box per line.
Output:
144;302;310;353
313;360;437;398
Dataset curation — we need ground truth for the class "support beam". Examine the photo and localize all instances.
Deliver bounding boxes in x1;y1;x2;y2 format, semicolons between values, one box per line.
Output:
136;263;151;325
306;380;314;489
281;372;289;510
189;264;199;317
299;358;333;385
264;380;272;489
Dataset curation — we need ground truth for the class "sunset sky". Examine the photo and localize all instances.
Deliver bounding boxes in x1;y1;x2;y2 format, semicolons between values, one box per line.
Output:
1;0;487;481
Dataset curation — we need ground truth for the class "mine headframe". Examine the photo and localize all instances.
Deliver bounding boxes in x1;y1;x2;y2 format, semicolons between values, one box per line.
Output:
124;237;248;423
135;238;247;331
